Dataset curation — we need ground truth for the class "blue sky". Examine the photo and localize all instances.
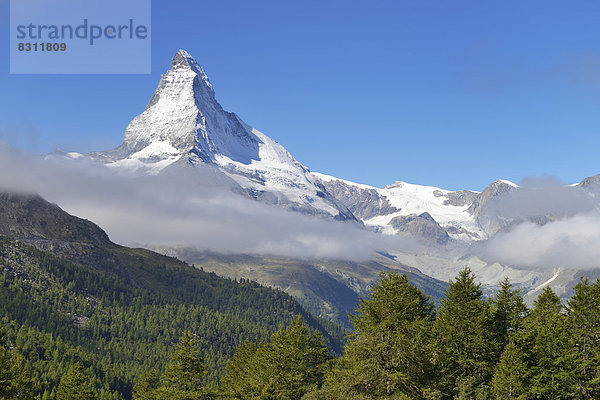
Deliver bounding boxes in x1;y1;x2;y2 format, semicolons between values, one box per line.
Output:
1;0;600;191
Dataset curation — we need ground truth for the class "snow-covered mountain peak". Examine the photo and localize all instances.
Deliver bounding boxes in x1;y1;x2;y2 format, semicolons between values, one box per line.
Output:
171;49;202;69
169;49;214;94
83;50;356;220
114;49;259;166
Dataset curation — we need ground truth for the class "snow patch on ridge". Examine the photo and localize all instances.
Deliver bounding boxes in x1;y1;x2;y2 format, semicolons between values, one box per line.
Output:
311;172;485;240
497;179;519;188
311;172;377;191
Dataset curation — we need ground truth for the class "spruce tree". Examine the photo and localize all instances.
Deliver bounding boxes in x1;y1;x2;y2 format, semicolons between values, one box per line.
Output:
567;278;600;399
491;342;528;399
433;267;497;399
314;271;437;399
492;278;528;349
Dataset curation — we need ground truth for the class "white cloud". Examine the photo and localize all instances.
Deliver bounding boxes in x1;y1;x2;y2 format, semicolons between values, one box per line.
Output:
0;144;411;260
476;176;600;270
481;213;600;269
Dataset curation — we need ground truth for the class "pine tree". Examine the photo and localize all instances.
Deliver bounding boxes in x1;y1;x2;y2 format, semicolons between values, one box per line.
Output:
55;362;97;400
433;267;497;399
491;342;527;399
303;330;330;390
259;317;331;399
154;331;212;400
313;271;437;399
219;316;331;399
454;374;489;400
41;389;51;400
521;287;575;399
0;330;35;400
218;341;259;399
133;370;159;400
567;278;600;399
0;332;13;398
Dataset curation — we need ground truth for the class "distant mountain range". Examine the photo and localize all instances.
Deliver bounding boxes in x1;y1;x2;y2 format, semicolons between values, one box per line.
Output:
54;50;600;309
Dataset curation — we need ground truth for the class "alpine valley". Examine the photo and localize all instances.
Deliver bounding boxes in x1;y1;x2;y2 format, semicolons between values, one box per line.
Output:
52;50;600;324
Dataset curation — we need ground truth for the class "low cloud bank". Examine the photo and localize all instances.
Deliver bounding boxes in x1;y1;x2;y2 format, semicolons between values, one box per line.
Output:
0;145;411;260
491;176;596;219
1;144;599;268
481;213;600;270
479;177;600;270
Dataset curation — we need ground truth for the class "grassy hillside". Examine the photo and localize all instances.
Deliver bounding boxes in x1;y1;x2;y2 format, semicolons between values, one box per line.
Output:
165;248;448;328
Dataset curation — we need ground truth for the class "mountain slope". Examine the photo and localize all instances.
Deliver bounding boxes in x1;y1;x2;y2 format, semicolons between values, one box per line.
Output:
311;172;487;241
0;191;345;398
312;171;600;245
155;248;448;328
0;192;111;246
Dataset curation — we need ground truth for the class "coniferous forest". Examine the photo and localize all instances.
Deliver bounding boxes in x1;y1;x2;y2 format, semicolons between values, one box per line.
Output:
3;239;600;400
134;269;600;400
0;234;343;400
1;193;599;399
